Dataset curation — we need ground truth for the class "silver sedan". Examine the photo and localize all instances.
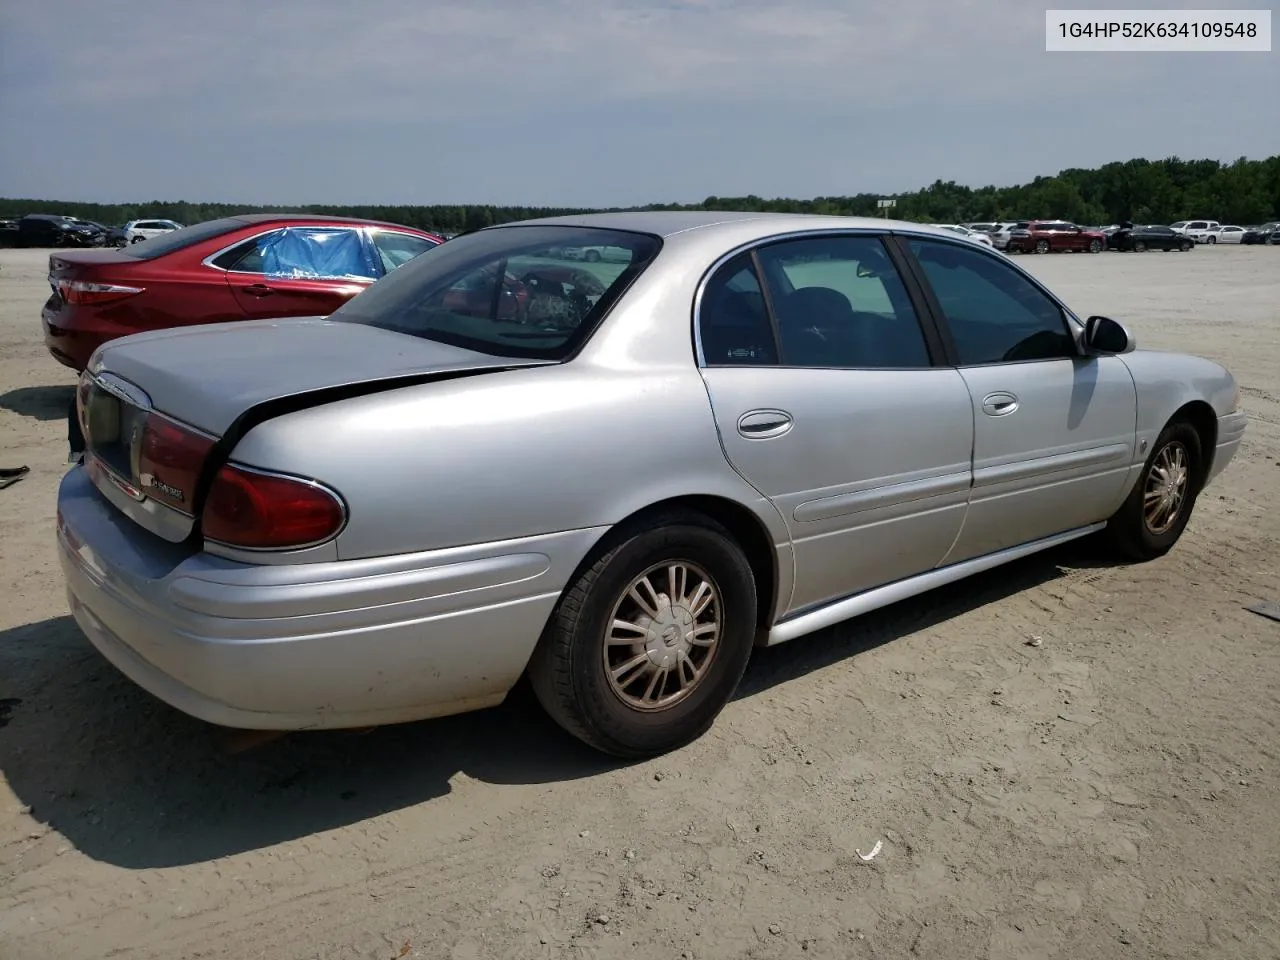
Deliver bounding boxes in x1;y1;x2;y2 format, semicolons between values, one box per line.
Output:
57;212;1247;757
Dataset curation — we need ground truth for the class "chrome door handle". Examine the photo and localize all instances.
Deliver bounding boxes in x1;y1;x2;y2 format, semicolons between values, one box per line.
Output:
737;409;793;439
981;392;1019;416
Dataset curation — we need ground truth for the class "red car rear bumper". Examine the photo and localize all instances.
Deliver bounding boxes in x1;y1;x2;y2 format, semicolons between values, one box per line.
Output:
42;294;115;372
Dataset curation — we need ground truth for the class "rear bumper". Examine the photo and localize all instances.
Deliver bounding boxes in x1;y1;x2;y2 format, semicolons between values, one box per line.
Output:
1206;410;1248;486
42;294;107;371
57;467;602;730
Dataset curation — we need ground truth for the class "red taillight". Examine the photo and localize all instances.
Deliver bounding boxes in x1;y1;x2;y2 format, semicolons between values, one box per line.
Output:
58;280;144;305
137;414;216;513
201;464;346;550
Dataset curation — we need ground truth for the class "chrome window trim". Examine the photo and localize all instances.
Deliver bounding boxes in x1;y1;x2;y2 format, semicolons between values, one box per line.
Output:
692;226;1087;371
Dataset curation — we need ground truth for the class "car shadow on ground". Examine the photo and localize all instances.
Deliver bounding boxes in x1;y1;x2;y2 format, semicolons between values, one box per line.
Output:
0;384;75;421
0;538;1117;870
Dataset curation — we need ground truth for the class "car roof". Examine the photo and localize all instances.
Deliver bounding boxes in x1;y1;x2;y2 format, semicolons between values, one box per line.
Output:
228;212;432;232
488;209;963;243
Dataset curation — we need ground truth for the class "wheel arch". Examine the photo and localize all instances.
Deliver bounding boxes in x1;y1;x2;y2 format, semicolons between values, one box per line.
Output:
560;494;787;641
1169;399;1218;484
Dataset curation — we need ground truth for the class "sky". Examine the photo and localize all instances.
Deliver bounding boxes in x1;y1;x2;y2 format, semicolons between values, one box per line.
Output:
1;0;1277;207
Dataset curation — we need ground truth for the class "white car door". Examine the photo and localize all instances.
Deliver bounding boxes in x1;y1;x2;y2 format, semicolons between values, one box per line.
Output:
906;237;1138;563
696;233;975;614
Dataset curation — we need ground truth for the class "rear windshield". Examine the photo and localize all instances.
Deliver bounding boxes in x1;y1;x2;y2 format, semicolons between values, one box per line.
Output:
121;217;247;259
331;225;662;360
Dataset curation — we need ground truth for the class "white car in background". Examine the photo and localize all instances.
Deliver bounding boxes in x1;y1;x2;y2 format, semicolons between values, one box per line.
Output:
990;220;1031;250
931;224;995;247
1170;220;1220;243
1206;225;1245;244
123;219;183;244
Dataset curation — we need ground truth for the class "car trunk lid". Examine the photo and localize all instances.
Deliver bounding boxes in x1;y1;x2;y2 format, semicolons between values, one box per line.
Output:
79;317;552;543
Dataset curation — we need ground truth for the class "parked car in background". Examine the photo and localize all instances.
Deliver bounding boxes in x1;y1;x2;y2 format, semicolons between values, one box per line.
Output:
931;224;995;247
42;214;443;371
1108;224;1195;252
990;220;1031;250
0;217;18;246
18;214;106;248
963;222;1000;234
1170;220;1220;242
123;219;183;244
1005;220;1106;254
102;225;129;247
1205;225;1245;244
1241;222;1279;245
56;212;1246;757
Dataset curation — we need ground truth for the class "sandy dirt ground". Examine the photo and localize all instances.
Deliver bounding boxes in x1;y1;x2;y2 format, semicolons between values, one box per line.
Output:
1;243;1278;960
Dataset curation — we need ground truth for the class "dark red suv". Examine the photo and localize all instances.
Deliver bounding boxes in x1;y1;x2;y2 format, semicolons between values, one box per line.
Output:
1005;220;1106;255
42;214;442;371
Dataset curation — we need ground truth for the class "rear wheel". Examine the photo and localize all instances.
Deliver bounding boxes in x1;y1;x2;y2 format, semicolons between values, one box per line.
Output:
1034;239;1050;254
1133;240;1146;252
1105;420;1202;561
130;235;145;244
528;513;757;758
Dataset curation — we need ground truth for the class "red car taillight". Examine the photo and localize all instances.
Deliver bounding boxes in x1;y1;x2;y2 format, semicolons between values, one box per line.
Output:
137;414;216;513
57;280;144;305
201;464;346;550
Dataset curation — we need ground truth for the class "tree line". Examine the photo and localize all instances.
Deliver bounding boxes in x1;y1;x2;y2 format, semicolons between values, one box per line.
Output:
4;155;1277;235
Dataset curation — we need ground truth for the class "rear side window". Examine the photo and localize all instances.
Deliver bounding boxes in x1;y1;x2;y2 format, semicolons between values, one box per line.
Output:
698;254;775;365
697;235;932;369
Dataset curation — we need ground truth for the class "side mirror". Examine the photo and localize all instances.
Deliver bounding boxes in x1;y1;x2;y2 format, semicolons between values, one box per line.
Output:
1084;315;1134;354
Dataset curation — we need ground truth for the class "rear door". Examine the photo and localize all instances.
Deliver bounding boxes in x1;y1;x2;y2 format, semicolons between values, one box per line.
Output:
219;225;380;319
904;236;1137;563
696;233;975;615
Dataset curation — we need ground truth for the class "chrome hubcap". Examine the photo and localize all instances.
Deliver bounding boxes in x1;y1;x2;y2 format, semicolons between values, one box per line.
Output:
1143;441;1189;535
603;561;721;711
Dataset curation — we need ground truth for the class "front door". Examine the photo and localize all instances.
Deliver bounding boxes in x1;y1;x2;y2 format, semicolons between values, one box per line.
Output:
222;226;379;320
906;236;1137;563
696;234;975;615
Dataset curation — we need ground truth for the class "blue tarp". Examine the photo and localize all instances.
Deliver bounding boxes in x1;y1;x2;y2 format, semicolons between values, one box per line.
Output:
261;228;378;280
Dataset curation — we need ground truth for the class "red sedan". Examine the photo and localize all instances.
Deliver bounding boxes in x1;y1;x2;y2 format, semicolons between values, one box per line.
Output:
42;214;443;371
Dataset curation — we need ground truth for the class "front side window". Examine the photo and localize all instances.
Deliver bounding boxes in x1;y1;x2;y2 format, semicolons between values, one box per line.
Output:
332;225;661;360
370;230;439;273
909;238;1076;365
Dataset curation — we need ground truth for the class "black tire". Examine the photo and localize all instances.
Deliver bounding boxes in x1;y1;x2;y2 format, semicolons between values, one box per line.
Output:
1180;240;1192;251
527;512;757;758
1034;239;1050;254
1207;235;1216;244
1105;420;1203;561
1088;239;1102;253
1133;240;1146;252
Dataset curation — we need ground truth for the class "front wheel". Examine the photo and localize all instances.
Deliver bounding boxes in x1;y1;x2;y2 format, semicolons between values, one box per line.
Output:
1180;240;1193;251
528;514;758;758
1034;239;1050;254
1207;235;1216;244
1133;240;1146;252
1088;239;1102;253
1105;421;1202;561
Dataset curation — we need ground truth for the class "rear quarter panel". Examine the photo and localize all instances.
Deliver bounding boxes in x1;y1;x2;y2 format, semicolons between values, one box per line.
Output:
225;360;790;568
